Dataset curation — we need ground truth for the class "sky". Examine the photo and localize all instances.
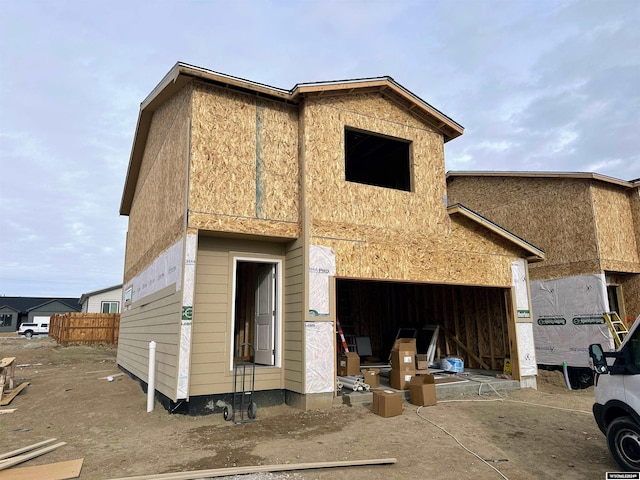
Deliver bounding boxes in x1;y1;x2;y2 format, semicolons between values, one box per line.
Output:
0;0;639;297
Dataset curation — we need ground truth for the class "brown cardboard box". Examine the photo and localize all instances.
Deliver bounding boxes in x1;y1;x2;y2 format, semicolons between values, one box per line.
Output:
389;369;414;390
392;338;417;351
415;354;429;371
408;374;437;406
338;352;360;376
372;390;403;417
361;368;380;388
391;350;416;371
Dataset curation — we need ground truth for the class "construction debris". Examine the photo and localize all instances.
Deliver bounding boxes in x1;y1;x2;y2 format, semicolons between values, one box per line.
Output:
0;440;66;471
0;439;82;480
0;383;29;407
0;459;83;480
107;457;398;480
0;358;16;398
338;375;371;392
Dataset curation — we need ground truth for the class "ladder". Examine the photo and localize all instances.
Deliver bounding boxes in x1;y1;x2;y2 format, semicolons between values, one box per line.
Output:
604;312;629;348
336;319;357;353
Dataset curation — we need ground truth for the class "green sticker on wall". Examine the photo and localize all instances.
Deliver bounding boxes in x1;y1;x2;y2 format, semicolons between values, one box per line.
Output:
182;306;193;321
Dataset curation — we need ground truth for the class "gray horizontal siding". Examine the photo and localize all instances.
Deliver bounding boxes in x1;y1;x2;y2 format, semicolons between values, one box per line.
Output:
117;284;182;401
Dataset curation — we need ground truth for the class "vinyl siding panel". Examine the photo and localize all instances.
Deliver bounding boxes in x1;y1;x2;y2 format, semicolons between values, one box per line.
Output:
190;235;287;396
82;288;123;313
284;238;305;392
116;285;182;401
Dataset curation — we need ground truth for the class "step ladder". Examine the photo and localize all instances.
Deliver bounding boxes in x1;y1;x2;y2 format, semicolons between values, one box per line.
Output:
336;319;357;353
604;312;629;348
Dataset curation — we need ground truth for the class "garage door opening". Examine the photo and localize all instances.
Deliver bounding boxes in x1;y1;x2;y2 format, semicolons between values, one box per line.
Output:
336;279;513;371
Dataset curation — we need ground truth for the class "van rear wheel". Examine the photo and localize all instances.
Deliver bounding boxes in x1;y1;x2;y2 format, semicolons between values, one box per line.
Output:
24;331;33;338
607;416;640;471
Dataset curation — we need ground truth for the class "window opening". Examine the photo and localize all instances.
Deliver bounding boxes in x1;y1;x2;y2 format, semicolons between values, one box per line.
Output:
101;301;120;313
345;128;412;191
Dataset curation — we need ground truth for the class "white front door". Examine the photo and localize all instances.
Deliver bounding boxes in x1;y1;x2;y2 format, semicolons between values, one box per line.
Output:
255;263;276;366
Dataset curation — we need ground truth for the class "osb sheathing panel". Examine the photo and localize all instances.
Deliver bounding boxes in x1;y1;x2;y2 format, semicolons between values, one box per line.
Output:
620;274;640;320
302;93;449;239
317;237;514;286
448;176;600;276
592;182;640;270
124;215;185;284
313;223;517;287
188;211;299;239
528;259;602;282
124;85;192;277
630;188;640;254
189;82;299;228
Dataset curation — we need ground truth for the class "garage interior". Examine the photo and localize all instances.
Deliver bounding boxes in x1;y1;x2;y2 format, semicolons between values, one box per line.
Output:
335;278;514;373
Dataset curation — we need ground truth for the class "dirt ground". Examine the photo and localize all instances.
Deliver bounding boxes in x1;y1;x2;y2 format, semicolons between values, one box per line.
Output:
0;335;619;480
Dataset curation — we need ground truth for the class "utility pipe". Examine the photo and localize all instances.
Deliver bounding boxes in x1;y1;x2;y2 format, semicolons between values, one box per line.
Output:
338;377;362;388
562;361;572;391
147;341;157;412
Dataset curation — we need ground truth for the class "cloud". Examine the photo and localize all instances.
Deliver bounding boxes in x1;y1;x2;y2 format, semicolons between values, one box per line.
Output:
1;0;638;296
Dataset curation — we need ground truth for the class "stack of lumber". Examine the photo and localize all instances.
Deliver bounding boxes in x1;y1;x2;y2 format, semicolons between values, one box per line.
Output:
0;439;82;480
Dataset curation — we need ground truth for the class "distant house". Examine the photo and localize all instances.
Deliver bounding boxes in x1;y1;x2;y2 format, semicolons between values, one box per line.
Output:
0;297;81;332
79;285;123;313
447;171;640;369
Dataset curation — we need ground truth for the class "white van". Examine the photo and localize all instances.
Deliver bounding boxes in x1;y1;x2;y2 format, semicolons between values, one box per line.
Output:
589;315;640;472
17;321;49;338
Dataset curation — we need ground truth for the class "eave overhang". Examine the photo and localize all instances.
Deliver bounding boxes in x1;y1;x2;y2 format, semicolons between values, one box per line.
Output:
447;203;545;263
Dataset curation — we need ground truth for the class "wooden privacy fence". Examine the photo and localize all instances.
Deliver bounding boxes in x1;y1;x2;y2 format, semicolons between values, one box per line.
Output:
50;313;120;345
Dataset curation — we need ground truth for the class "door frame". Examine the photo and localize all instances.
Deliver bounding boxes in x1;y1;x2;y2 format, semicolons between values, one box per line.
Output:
229;256;283;371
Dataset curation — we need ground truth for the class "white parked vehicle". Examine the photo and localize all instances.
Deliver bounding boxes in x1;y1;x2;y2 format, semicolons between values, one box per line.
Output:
17;321;49;338
589;315;640;472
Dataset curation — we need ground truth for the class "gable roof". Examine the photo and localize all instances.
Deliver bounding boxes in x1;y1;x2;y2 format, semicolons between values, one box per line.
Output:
0;304;20;313
27;298;81;312
121;62;464;215
447;203;545;262
79;284;122;306
0;297;81;313
446;171;637;189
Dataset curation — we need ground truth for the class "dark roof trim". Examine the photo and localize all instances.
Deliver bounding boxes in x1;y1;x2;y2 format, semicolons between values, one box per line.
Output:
79;284;123;305
27;298;80;312
448;203;545;262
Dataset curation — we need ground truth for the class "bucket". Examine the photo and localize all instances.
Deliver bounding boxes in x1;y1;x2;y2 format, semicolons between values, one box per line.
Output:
441;356;464;373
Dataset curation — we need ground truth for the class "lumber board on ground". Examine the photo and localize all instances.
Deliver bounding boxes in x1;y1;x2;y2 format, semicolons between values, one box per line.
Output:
0;383;29;406
0;439;58;461
0;442;66;471
0;410;15;415
107;457;398;480
0;458;83;480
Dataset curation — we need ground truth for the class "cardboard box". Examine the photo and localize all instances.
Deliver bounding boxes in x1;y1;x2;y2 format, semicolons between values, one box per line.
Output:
338;352;360;376
392;337;417;352
415;354;430;371
372;390;403;417
391;349;416;371
408;374;437;406
389;369;414;390
361;368;380;388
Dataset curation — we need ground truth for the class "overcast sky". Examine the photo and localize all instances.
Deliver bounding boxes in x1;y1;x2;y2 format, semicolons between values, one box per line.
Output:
1;0;638;297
